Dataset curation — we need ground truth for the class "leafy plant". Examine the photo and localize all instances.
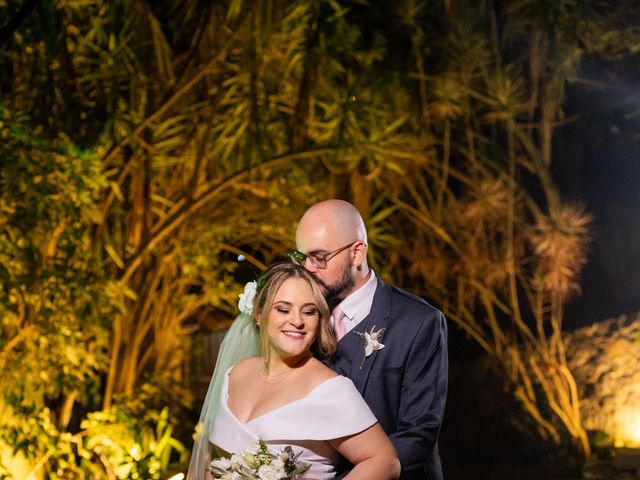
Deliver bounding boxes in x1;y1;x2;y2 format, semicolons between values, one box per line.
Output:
2;0;640;473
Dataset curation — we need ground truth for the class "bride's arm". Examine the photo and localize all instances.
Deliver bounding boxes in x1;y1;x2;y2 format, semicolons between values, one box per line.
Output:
329;423;400;480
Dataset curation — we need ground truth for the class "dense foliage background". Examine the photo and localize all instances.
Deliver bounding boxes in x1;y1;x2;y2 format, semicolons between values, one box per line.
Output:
1;0;639;477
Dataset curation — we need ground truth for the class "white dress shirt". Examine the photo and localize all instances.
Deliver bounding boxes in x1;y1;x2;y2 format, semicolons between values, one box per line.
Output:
331;270;377;336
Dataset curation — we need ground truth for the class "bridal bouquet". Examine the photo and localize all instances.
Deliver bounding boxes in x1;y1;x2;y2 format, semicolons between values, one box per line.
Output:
206;439;309;480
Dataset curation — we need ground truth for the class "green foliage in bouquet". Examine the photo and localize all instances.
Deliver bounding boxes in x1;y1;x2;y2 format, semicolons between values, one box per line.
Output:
206;439;309;480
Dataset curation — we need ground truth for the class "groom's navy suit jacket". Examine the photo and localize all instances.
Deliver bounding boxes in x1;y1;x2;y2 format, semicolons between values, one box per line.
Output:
327;277;448;480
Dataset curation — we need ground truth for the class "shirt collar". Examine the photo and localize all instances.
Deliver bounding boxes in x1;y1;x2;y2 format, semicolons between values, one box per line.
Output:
338;270;377;322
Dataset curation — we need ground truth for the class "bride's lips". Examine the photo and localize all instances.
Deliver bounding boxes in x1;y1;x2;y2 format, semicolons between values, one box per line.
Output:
282;330;306;339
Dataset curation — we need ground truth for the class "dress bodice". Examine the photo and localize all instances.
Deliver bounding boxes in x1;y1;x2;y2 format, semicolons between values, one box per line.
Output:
210;368;377;479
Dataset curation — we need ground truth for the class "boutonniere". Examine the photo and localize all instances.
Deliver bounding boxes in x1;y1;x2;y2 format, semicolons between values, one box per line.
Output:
354;325;385;368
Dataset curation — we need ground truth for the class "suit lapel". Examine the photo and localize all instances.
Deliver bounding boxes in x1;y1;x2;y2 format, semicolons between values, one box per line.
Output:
342;278;391;394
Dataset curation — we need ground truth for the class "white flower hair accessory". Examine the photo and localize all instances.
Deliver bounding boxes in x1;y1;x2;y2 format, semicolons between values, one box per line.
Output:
238;281;257;315
354;325;385;368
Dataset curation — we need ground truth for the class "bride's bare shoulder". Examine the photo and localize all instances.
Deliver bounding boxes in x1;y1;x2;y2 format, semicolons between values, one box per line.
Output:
230;356;262;380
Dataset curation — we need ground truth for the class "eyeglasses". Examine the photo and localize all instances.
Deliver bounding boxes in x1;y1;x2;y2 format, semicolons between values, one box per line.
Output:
288;241;358;269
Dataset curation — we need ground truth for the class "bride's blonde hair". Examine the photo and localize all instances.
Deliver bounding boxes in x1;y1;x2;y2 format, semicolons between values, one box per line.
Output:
253;262;336;365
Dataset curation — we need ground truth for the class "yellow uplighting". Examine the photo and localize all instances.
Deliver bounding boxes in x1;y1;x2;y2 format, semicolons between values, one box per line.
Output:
633;418;640;444
615;409;640;448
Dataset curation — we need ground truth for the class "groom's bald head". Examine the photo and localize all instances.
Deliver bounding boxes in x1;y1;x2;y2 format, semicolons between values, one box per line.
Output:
297;199;368;246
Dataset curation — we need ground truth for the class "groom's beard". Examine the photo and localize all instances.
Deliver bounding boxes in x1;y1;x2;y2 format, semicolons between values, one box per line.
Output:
317;262;355;305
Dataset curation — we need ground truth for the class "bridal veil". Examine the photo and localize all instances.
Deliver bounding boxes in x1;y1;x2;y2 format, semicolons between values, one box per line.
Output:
185;311;259;480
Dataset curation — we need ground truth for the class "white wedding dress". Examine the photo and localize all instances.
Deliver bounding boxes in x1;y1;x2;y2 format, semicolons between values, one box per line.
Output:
210;368;377;479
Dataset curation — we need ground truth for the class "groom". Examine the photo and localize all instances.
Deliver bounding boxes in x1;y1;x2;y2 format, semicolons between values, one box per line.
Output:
290;199;448;480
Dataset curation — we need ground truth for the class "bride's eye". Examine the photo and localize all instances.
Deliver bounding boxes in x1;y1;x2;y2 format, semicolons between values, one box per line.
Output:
302;308;318;316
275;306;290;314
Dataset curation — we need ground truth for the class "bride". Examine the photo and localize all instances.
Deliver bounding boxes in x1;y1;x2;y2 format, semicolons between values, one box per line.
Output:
187;262;400;479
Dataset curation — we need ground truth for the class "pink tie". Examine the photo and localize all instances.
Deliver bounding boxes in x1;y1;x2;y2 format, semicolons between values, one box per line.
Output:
333;306;346;341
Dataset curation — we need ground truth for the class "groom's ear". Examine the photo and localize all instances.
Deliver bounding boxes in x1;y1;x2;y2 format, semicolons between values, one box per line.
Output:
352;240;367;267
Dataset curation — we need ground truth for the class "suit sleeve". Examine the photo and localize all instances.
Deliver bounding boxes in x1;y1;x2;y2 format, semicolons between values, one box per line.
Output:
389;309;448;474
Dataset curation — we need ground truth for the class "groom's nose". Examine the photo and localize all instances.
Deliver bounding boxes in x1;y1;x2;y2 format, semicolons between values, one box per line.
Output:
303;256;318;273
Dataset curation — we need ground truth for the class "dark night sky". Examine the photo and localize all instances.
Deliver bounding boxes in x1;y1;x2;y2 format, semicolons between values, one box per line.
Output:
558;60;640;329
